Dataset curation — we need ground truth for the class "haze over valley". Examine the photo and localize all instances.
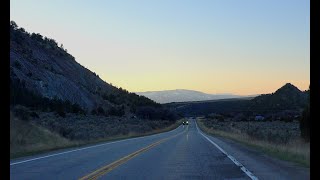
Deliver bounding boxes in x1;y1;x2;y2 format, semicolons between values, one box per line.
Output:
136;89;254;104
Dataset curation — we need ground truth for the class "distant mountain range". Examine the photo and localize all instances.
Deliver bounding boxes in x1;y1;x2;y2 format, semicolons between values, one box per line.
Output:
135;89;255;104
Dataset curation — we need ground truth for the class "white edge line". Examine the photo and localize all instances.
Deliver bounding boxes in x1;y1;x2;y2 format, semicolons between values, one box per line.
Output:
10;125;183;166
194;119;259;180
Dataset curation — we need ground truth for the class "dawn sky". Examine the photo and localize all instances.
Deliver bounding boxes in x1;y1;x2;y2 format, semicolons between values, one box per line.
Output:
10;0;310;95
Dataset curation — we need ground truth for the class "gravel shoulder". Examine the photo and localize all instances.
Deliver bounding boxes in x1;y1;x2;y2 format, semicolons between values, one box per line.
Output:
198;122;310;180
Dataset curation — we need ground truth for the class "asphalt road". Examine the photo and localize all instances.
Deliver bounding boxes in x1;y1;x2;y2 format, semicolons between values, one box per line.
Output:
10;118;255;180
99;119;253;180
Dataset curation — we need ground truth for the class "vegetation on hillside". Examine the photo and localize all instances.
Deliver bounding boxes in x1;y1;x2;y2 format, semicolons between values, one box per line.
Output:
11;108;183;158
10;21;72;60
10;20;178;120
248;83;308;113
10;112;77;158
166;99;250;116
10;77;85;116
169;83;308;117
10;21;181;158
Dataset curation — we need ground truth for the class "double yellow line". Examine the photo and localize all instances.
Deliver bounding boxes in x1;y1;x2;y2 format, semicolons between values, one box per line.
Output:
79;125;188;180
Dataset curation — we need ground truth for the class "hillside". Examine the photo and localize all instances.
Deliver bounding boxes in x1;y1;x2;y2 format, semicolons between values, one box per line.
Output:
167;83;308;116
248;83;308;112
10;21;180;156
10;110;75;158
10;21;171;117
136;89;245;104
165;98;251;116
10;23;113;111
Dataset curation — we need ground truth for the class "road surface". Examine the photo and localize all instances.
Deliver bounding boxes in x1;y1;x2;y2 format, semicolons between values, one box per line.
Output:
10;118;308;179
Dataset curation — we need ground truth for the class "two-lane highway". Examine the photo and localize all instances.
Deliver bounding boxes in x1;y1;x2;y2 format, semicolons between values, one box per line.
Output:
10;119;254;180
99;119;253;180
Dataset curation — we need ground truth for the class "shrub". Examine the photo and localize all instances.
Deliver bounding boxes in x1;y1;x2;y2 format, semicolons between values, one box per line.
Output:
97;106;105;115
13;61;22;69
10;77;86;115
71;103;84;114
26;72;32;77
91;109;97;115
13;106;30;121
300;104;310;142
135;106;179;121
56;108;66;118
108;106;125;117
30;111;39;118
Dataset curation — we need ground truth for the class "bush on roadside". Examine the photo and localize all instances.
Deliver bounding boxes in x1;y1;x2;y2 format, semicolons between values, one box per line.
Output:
300;104;310;142
13;105;30;121
30;111;39;118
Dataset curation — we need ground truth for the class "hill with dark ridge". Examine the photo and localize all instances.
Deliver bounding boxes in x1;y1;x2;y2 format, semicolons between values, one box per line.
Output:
10;21;175;119
248;83;308;113
166;83;308;116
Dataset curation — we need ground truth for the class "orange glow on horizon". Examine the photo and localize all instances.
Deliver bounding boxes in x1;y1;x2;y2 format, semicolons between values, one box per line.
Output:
101;72;309;96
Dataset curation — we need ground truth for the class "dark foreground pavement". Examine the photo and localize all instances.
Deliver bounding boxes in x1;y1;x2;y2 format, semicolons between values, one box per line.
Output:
10;118;309;180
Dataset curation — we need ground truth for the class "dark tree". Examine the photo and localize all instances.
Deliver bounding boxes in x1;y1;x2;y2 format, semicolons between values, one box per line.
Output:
300;88;310;142
300;104;310;142
97;106;105;115
10;21;18;30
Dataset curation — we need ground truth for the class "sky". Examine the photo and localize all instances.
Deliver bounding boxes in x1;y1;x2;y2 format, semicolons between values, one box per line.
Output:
10;0;310;95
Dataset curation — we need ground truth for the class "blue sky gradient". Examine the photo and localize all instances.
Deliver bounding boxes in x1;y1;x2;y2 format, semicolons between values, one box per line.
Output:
11;0;310;95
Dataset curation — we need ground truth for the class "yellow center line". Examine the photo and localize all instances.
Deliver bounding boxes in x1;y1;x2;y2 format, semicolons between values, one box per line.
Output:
79;125;188;180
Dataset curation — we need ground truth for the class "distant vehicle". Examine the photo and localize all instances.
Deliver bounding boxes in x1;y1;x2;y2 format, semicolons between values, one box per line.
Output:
182;121;189;125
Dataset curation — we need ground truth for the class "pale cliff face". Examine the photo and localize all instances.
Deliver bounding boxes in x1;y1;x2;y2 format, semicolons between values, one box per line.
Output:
10;27;118;111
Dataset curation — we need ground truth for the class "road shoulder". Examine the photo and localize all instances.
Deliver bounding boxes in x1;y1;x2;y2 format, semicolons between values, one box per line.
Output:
198;124;310;180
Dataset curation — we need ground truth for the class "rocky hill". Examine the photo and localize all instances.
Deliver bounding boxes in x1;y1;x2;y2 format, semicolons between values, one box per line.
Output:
10;21;174;119
248;83;308;112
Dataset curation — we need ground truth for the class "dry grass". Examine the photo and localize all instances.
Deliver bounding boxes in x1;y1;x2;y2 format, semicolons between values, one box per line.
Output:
10;112;184;159
76;118;185;146
197;118;310;167
10;112;81;158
